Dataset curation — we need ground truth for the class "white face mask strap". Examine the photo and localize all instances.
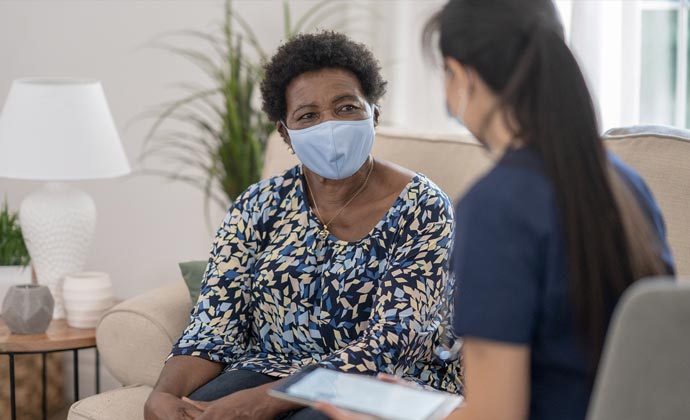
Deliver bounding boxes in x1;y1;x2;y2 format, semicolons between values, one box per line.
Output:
456;71;472;122
370;103;378;118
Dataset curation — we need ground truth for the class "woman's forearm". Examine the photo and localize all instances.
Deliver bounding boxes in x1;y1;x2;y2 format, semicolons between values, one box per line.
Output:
154;355;224;397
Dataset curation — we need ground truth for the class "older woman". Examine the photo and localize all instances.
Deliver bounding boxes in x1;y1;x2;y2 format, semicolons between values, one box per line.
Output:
144;31;462;420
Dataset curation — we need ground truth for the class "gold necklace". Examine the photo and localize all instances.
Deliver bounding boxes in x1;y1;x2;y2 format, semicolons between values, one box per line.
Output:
303;157;375;241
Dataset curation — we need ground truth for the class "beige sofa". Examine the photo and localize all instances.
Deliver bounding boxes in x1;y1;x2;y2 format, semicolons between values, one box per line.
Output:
68;126;690;420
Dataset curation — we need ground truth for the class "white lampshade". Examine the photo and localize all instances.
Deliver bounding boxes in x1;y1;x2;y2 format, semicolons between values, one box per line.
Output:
0;78;130;180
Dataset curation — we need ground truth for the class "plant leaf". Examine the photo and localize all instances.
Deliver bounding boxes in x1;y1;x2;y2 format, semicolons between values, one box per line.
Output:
140;88;221;150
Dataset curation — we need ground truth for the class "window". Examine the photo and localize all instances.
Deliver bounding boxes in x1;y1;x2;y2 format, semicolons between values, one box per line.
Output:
640;0;689;127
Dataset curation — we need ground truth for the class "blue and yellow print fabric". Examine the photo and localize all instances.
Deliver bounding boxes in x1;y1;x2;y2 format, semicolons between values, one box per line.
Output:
170;165;462;393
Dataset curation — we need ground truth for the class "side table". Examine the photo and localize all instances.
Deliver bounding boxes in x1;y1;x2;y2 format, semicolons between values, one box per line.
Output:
0;319;100;420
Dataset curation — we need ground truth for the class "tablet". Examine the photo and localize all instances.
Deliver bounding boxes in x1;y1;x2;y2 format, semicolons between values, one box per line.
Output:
269;366;463;420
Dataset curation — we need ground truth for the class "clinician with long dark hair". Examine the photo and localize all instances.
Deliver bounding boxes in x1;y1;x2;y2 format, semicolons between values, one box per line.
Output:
317;1;675;420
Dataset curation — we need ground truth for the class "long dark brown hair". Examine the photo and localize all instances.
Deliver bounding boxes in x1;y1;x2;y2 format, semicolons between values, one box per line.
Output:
424;0;668;369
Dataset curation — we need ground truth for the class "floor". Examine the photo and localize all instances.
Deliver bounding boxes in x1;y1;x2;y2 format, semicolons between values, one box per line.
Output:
49;405;71;420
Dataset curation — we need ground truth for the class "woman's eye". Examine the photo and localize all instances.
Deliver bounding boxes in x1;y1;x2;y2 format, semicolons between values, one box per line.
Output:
340;105;358;112
298;113;316;120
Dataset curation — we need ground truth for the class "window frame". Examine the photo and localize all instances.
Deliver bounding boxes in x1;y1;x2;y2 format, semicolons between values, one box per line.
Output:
641;0;689;127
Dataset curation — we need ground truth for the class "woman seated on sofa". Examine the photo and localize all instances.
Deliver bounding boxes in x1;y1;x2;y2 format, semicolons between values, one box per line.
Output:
144;31;463;420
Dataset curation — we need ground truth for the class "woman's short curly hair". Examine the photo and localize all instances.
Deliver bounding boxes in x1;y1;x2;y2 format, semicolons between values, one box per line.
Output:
260;31;387;122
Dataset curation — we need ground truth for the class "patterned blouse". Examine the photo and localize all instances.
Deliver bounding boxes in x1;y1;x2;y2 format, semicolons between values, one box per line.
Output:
170;165;462;393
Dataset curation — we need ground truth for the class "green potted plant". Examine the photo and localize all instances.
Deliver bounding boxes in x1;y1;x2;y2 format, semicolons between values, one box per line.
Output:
0;199;32;310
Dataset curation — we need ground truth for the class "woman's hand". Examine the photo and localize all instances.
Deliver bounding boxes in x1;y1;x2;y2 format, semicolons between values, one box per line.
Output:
182;387;277;420
376;373;419;387
144;356;224;420
144;390;204;420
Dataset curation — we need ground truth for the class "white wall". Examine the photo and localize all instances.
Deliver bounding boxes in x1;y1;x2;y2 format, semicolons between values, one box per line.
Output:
568;0;642;130
366;0;455;132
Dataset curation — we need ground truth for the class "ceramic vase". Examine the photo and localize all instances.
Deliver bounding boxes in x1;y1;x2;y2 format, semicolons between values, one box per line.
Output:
2;284;54;334
63;272;113;329
20;183;95;320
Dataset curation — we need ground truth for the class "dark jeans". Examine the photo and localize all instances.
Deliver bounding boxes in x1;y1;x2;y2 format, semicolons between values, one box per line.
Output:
188;369;330;420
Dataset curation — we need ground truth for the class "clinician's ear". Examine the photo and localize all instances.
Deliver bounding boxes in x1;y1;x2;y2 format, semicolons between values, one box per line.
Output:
373;105;380;127
445;58;473;92
444;57;475;96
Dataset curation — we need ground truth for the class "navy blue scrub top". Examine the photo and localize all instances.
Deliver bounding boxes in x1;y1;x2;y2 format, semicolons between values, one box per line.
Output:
452;147;674;420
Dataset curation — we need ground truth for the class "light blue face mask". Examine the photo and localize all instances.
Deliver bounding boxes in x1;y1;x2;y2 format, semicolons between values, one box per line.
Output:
284;116;375;180
446;66;471;128
447;87;469;127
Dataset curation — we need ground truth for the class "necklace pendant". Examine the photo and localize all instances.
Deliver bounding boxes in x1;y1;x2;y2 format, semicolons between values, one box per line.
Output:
318;228;330;241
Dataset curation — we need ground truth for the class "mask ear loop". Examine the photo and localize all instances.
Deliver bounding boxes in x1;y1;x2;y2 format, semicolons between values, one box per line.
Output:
371;103;380;127
455;70;472;122
280;120;296;155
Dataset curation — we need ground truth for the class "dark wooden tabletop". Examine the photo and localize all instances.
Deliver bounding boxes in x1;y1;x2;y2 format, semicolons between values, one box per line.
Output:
0;319;96;354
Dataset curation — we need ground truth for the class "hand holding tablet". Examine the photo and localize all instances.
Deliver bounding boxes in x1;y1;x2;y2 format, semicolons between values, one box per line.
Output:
269;366;463;420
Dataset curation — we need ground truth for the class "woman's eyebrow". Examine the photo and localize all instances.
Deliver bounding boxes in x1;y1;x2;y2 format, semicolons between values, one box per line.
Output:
292;103;318;117
332;94;361;104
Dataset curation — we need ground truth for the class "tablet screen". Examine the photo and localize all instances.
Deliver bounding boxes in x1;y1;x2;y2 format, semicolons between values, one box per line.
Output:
285;368;459;420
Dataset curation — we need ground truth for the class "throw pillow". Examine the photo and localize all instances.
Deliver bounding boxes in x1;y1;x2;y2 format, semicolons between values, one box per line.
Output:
178;260;207;304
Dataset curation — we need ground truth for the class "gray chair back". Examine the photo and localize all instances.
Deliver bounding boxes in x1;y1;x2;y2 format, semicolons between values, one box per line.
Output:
587;278;690;420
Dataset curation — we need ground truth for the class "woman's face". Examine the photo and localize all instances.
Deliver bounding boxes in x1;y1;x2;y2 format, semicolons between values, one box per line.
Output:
444;57;511;153
283;68;374;130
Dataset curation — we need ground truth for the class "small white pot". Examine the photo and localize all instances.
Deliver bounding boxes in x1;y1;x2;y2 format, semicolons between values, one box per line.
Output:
0;266;33;312
63;288;114;301
63;297;113;311
63;271;113;329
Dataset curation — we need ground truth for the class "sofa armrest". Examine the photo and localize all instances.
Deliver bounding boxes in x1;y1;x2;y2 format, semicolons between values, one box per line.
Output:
96;281;193;387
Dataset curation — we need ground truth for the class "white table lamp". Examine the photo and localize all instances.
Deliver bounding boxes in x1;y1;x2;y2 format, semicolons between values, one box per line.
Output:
0;79;130;319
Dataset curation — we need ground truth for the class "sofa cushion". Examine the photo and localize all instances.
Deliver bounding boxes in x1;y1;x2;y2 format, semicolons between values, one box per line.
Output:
68;385;151;420
603;126;690;276
96;282;192;387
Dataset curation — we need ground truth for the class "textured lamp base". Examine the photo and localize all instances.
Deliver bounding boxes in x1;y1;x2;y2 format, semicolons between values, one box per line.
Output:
19;183;95;319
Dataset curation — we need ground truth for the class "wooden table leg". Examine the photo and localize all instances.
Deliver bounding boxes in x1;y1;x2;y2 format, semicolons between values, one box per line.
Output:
73;349;79;401
42;352;47;420
9;353;16;420
95;349;100;394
